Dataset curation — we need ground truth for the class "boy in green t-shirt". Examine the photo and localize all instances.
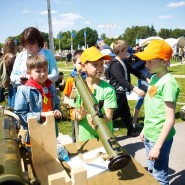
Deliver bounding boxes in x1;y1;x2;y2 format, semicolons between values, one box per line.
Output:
135;40;180;185
71;46;117;141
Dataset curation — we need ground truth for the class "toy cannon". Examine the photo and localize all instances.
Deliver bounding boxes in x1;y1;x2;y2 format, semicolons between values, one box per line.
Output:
0;106;39;185
74;74;131;171
0;109;24;185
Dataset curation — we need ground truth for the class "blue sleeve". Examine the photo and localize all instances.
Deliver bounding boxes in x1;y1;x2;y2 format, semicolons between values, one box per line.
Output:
14;87;41;129
44;49;59;83
50;86;61;111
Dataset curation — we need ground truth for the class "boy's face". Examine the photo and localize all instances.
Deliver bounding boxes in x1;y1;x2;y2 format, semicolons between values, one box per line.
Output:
74;54;81;70
28;65;48;85
83;59;104;78
145;59;167;74
120;48;127;58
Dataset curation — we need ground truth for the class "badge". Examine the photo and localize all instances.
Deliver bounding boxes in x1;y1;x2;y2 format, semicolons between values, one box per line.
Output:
43;87;48;94
43;96;48;104
148;85;157;97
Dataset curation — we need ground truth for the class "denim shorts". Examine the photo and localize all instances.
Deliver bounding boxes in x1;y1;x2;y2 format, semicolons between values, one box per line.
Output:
144;137;173;185
135;96;144;109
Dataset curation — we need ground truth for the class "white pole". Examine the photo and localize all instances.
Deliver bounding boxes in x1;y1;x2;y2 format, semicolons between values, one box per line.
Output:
47;0;55;54
85;30;86;49
59;38;60;51
71;32;73;54
71;32;73;61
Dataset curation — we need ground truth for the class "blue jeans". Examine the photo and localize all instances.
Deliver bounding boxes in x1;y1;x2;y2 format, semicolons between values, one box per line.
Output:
144;138;173;185
8;86;17;108
135;96;144;109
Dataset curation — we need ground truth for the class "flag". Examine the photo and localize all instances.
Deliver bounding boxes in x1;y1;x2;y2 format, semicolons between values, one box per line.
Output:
58;33;62;39
71;32;76;38
84;30;86;38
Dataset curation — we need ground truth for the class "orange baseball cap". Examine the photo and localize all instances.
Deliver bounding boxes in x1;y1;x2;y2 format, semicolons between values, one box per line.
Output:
134;40;173;61
80;46;112;64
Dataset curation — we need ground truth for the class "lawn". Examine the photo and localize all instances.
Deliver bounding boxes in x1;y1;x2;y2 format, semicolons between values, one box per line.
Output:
57;59;185;137
1;59;184;138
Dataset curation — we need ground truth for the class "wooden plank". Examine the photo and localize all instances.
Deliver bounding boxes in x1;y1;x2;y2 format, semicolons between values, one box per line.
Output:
64;139;160;185
28;113;71;185
48;173;65;185
71;167;87;185
34;160;71;185
28;113;58;165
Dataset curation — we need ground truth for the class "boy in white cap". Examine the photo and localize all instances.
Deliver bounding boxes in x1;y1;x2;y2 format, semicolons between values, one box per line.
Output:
71;46;117;141
135;40;180;185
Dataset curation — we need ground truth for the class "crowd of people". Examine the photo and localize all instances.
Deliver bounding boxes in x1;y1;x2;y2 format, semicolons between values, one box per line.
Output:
0;27;181;185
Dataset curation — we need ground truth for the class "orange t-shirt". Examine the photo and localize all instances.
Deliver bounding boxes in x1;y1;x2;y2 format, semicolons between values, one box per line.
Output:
63;76;74;96
42;95;52;123
42;95;52;112
63;76;75;120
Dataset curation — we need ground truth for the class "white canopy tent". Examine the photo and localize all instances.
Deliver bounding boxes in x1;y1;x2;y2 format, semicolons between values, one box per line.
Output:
138;36;163;47
165;36;185;47
138;36;185;48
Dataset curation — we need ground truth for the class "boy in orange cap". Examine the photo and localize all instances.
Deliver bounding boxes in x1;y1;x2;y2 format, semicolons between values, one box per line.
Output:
135;40;180;185
71;46;117;141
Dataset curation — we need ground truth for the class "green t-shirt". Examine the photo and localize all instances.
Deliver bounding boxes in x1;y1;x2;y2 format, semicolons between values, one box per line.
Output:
144;73;180;142
76;80;117;141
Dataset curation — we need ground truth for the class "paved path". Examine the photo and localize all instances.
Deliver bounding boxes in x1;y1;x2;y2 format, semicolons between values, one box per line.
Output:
117;121;185;185
170;61;185;67
60;122;185;184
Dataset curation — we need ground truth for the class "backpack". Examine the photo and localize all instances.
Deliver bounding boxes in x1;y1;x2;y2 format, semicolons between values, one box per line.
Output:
0;53;16;88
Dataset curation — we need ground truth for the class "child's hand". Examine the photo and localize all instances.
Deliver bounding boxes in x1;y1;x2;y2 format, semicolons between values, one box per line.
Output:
87;114;95;130
53;110;62;119
133;87;145;96
41;111;53;117
41;110;62;119
148;146;160;161
72;105;88;121
146;78;151;84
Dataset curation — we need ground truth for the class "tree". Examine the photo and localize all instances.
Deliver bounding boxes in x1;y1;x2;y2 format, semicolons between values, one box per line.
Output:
158;28;172;39
123;26;157;46
2;26;185;49
41;32;49;45
100;33;106;40
76;27;98;49
171;29;185;38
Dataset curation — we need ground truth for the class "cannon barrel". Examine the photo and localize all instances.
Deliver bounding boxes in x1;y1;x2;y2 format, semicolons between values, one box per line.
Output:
0;111;25;185
74;74;131;171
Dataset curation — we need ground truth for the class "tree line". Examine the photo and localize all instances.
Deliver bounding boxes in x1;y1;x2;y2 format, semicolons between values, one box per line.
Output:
1;25;185;51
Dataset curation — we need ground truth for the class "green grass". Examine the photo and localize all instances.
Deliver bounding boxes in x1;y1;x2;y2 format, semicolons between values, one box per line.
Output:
57;59;185;138
169;65;185;75
1;59;184;138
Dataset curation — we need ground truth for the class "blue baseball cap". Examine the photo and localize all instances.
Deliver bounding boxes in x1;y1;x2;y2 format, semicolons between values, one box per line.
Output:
96;38;103;45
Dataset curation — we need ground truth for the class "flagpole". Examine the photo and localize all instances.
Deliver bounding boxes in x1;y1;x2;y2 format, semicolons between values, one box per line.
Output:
71;32;73;53
71;32;73;61
59;38;60;51
84;29;87;49
47;0;55;54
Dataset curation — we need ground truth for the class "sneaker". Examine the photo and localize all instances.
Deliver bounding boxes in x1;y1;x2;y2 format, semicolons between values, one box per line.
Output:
127;130;140;137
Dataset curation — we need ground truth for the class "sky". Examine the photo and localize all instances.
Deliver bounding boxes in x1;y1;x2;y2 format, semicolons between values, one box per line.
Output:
1;0;185;43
